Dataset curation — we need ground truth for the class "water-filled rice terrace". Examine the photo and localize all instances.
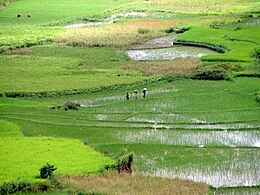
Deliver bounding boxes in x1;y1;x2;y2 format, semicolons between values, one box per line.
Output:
1;77;259;187
0;0;260;193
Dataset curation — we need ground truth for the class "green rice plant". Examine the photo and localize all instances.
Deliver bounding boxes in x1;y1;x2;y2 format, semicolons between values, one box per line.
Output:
0;119;23;137
0;0;132;26
137;0;259;14
174;26;260;64
1;77;259;187
0;120;115;183
0;51;154;96
0;26;61;53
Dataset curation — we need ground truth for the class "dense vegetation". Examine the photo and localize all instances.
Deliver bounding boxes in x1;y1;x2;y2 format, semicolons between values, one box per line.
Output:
0;0;259;194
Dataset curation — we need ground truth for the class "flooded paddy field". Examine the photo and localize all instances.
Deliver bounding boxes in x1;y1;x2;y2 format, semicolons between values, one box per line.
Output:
126;46;216;61
126;34;217;61
2;77;258;188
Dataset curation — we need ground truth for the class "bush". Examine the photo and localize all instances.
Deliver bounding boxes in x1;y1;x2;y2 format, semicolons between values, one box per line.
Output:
115;149;134;174
0;181;52;194
64;102;80;111
192;63;233;80
39;163;57;179
0;182;31;194
252;47;260;59
165;27;190;34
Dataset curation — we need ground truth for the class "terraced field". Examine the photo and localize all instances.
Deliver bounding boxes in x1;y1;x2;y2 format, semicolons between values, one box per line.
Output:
0;0;259;194
0;119;115;183
1;77;259;188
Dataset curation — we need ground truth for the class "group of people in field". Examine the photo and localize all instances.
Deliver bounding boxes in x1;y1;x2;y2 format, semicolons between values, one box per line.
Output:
17;13;31;17
126;88;147;100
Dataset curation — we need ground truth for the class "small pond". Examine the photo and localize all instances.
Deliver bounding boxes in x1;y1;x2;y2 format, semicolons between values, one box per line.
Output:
126;46;217;61
126;33;218;61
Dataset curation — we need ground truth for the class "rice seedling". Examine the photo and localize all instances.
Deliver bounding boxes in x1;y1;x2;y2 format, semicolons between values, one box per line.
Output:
1;77;259;188
0;51;154;96
138;0;259;14
214;186;260;195
0;120;115;183
117;129;260;147
174;26;260;64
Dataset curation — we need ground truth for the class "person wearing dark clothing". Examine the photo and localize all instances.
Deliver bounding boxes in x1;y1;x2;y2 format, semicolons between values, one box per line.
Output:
142;88;147;98
126;93;130;100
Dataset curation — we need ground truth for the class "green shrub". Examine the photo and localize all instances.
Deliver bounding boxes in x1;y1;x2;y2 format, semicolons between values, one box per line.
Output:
39;163;57;179
0;181;52;194
0;182;30;195
64;102;80;111
252;47;260;59
165;27;190;34
193;63;232;80
115;149;134;174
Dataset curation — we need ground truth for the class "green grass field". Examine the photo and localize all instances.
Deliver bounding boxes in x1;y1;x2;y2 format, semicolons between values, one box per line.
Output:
0;46;155;96
175;26;260;63
0;0;259;193
0;119;115;183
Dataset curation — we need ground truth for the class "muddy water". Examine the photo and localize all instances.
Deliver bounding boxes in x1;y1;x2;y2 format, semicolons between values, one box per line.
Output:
126;33;217;60
131;34;177;49
126;46;217;61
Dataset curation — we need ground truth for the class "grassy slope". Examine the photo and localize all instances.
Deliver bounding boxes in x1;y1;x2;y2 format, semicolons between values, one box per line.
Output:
0;119;115;184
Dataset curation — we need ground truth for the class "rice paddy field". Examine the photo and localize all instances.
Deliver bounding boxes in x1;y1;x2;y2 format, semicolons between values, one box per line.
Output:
0;0;260;194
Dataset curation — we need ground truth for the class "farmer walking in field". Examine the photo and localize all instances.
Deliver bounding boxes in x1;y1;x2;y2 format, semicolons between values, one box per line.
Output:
126;92;130;100
134;90;138;99
142;88;147;98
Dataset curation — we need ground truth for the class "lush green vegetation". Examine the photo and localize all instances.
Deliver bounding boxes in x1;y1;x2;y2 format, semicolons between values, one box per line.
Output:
0;0;135;52
0;120;115;183
0;46;154;96
1;77;259;188
0;0;259;194
175;26;260;63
